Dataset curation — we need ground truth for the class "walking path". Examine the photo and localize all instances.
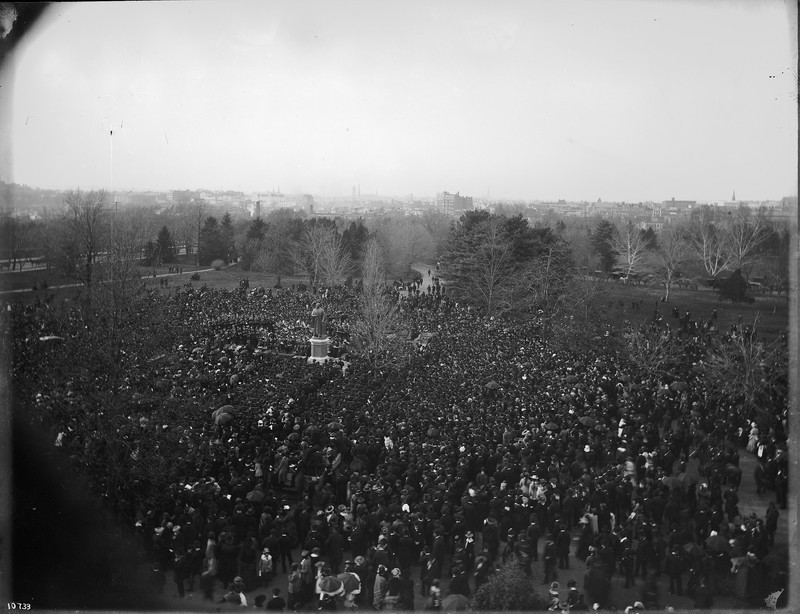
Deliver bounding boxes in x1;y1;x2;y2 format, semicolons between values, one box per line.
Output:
0;266;223;296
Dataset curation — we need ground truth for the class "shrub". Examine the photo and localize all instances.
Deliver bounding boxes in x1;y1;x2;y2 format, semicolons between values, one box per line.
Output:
190;273;201;281
716;269;751;303
471;556;549;611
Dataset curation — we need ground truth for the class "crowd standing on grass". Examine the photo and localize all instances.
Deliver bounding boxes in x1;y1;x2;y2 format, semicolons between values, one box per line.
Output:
7;274;789;610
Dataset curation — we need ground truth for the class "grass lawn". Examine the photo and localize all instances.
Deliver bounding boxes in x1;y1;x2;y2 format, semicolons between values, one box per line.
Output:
0;268;76;292
4;265;789;340
596;280;789;339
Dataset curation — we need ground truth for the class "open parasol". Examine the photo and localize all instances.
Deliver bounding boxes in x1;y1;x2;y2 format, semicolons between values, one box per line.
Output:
337;572;361;593
317;574;344;595
486;381;501;390
578;416;596;427
441;593;471;611
706;534;731;553
214;412;233;425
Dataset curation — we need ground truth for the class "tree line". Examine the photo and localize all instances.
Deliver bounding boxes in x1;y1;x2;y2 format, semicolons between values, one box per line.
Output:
2;190;790;311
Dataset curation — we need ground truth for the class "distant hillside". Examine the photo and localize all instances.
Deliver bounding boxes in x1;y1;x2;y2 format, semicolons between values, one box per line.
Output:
0;181;64;212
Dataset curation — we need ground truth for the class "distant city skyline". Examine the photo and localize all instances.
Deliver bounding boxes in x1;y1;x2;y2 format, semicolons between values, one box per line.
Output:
2;1;797;203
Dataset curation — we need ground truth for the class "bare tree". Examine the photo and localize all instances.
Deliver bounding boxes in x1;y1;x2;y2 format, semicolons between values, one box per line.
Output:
375;216;434;275
420;209;452;257
62;189;109;300
703;315;788;421
350;238;407;368
546;276;609;354
515;240;574;321
293;224;330;287
318;230;353;286
687;206;732;279
649;224;689;301
0;213;33;271
444;217;516;316
191;200;208;267
95;210;150;371
611;222;649;281
623;322;687;380
293;224;352;287
723;205;771;278
252;226;297;287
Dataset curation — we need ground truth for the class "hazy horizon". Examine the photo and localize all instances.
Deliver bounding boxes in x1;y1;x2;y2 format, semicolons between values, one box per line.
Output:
3;1;797;202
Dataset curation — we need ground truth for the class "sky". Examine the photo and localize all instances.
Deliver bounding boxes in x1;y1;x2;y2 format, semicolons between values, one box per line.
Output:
2;0;797;201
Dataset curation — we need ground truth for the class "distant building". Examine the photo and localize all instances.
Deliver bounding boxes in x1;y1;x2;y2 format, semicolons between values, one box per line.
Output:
662;197;697;209
436;191;473;215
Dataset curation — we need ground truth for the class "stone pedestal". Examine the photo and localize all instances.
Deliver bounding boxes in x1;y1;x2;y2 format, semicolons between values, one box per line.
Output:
308;336;330;363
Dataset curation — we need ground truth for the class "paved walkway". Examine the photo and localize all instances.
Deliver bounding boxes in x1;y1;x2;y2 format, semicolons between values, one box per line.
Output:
0;266;224;296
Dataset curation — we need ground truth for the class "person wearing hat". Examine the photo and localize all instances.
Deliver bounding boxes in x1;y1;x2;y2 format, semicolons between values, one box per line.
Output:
373;565;388;610
449;565;471;598
543;534;558;584
349;521;368;558
511;530;531;574
620;541;635;589
352;556;368;607
664;546;686;596
397;528;417;573
258;546;274;586
299;549;314;605
287;563;302;610
172;545;190;599
526;517;542;563
419;547;441;598
502;528;517;563
482;517;500;563
383;568;402;608
326;528;347;574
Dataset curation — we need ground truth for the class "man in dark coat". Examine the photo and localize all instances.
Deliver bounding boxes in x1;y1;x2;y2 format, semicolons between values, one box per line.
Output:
527;518;542;562
556;523;571;570
693;577;714;608
448;566;471;597
482;517;500;562
278;530;294;573
397;529;418;572
325;528;346;573
543;535;558;584
420;550;442;597
664;547;685;595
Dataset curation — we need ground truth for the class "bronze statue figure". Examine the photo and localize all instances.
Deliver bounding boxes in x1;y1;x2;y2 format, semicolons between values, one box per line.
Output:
311;302;326;338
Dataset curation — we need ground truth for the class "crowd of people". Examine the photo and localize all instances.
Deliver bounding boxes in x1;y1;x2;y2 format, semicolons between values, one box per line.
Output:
8;273;789;610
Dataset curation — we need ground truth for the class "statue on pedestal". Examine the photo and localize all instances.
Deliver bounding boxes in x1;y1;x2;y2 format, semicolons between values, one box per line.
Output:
311;302;326;338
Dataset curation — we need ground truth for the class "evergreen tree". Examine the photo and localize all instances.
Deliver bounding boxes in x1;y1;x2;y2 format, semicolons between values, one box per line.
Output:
197;216;226;265
591;219;617;273
155;226;176;264
716;268;751;303
220;212;237;263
